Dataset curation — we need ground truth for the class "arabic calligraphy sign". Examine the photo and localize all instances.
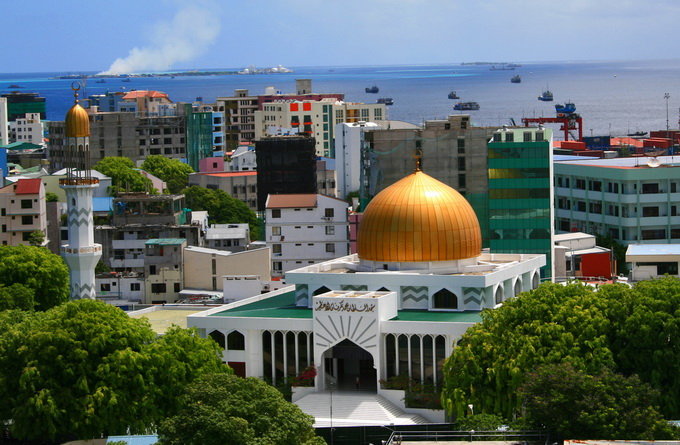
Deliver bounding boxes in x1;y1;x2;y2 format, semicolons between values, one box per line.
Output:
314;300;376;313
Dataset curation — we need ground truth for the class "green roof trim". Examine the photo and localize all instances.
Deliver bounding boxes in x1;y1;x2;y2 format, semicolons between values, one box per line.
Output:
211;291;483;323
145;238;186;245
213;291;312;319
391;310;482;323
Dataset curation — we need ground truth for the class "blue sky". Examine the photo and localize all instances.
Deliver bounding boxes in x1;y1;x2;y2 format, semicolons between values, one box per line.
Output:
4;0;680;73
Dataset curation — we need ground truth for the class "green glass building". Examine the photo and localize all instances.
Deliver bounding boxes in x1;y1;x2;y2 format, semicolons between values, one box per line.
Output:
184;104;213;171
487;127;554;279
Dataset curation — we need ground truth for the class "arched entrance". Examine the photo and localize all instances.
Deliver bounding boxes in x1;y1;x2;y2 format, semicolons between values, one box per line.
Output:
323;339;377;392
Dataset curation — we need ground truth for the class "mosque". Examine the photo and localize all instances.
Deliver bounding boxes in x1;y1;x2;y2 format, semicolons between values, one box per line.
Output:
188;160;544;397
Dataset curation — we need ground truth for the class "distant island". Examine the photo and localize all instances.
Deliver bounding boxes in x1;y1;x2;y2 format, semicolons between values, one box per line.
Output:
53;65;293;80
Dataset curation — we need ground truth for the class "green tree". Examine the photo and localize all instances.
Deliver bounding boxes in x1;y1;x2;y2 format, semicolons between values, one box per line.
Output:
0;245;69;310
442;277;680;420
0;300;227;442
94;157;154;195
141;155;195;194
45;192;59;202
184;186;260;239
157;373;325;445
0;283;35;311
27;229;45;246
454;413;507;432
520;363;678;440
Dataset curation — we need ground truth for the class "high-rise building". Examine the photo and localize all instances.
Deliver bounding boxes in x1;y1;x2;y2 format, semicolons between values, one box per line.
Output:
0;97;9;145
487;127;554;278
1;92;46;122
255;136;317;211
59;86;102;299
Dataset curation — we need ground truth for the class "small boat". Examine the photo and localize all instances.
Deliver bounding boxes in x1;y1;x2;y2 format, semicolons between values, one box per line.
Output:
377;98;393;105
453;102;480;111
365;85;379;93
555;102;576;116
510;75;521;83
448;91;460;99
538;90;553;101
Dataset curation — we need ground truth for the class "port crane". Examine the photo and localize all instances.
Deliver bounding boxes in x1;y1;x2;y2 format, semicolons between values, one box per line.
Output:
521;102;583;141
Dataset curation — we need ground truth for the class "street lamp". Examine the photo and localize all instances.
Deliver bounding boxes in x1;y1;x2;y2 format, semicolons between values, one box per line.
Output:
329;380;336;445
665;93;671;138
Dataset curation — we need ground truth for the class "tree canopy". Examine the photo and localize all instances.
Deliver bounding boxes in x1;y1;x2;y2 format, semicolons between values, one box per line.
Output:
441;278;680;434
94;157;154;195
156;373;325;445
0;299;228;442
184;185;260;239
141;155;194;194
520;362;676;440
0;245;69;310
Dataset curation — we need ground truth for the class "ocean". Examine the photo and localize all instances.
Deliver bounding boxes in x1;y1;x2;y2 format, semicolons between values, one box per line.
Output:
3;58;680;139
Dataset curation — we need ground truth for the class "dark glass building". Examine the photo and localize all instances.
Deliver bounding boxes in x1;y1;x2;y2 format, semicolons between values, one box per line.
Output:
1;92;46;121
255;136;318;211
487;127;554;278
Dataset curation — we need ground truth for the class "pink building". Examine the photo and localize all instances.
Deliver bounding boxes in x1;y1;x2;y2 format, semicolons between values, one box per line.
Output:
199;156;225;173
0;178;47;246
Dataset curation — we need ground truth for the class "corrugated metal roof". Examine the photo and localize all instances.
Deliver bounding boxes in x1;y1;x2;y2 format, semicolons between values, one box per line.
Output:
14;178;42;194
200;171;257;177
266;194;318;208
145;238;186;245
627;244;680;256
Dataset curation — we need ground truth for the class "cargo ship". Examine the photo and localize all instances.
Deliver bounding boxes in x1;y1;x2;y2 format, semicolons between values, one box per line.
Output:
538;90;553;101
377;97;393;105
365;85;379;93
448;91;460;99
511;75;521;83
555;102;576;116
453;101;480;111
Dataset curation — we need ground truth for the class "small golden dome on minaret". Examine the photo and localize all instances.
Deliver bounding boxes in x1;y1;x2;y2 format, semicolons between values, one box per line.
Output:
65;85;90;138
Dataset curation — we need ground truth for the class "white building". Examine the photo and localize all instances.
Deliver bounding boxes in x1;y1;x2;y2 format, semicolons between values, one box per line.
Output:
266;194;349;277
228;145;257;171
334;121;381;200
254;99;387;157
205;223;251;252
9;112;44;146
189;168;544;422
0;97;8;146
626;244;680;281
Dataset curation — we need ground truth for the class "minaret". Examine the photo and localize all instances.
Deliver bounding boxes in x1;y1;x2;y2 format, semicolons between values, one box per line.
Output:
60;84;102;299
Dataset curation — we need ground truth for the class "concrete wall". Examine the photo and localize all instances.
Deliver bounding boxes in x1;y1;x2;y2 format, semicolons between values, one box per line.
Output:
184;247;271;291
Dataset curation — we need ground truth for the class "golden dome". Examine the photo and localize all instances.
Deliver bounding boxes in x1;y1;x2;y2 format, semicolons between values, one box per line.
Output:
65;102;90;137
357;171;482;262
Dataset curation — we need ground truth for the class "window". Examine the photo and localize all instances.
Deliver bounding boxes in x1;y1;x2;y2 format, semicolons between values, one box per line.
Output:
457;138;465;154
272;226;281;236
149;265;157;275
324;208;334;217
575;179;586;190
642;183;660;194
227;331;245;350
151;283;167;294
20;199;32;209
457;157;466;171
130;283;140;291
100;283;111;292
325;226;335;235
433;288;458;309
174;283;181;292
271;209;281;218
22;232;31;241
272;244;281;254
643;206;660;217
0;208;5;216
325;243;335;253
273;261;282;272
505;132;514;142
209;330;226;349
588;181;602;191
523;131;532;142
21;215;33;225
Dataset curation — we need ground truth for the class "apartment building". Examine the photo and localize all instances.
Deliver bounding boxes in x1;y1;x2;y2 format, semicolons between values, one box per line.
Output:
555;155;680;245
9;112;44;146
0;178;47;246
188;171;258;211
265;194;349;277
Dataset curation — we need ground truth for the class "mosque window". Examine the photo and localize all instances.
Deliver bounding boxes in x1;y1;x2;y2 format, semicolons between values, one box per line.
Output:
433;289;458;309
514;279;522;297
227;331;245;350
532;273;540;289
209;330;226;349
495;286;503;304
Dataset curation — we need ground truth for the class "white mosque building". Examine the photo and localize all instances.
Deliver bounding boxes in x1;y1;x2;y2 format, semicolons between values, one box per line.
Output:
189;166;544;417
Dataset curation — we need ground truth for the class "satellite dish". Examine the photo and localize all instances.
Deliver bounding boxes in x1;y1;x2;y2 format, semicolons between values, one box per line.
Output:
647;157;661;168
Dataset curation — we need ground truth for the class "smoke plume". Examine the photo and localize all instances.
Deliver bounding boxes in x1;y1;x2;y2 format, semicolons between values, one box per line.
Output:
100;1;220;75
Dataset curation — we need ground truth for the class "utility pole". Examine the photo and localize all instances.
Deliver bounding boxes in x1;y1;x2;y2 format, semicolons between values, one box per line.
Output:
665;93;670;139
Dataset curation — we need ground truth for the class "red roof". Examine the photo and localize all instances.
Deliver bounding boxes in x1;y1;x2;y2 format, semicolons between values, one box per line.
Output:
122;90;169;100
201;171;257;177
266;194;318;209
14;178;42;195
